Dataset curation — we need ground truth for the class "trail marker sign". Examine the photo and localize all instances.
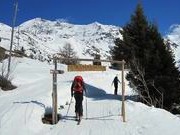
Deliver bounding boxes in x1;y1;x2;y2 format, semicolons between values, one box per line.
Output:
50;69;64;74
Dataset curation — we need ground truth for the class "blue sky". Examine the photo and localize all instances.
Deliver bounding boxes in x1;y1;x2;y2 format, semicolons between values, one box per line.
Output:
0;0;180;35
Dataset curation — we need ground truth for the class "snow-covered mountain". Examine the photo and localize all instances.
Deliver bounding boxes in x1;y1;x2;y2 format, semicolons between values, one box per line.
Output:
165;24;180;63
0;18;121;61
1;18;180;64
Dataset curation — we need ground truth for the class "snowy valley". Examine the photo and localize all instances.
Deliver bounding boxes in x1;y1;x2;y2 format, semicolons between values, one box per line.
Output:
1;19;180;135
0;57;180;135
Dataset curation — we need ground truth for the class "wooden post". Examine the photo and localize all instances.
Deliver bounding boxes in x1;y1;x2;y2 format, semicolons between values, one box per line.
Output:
8;1;18;73
52;58;58;124
121;60;126;122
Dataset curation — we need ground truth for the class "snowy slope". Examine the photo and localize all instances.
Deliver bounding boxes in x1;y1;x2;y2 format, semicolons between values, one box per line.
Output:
0;18;121;61
0;23;11;47
0;57;180;135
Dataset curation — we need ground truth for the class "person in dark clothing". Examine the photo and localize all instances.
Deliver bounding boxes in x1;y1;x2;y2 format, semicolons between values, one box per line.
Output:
112;75;121;95
71;76;86;121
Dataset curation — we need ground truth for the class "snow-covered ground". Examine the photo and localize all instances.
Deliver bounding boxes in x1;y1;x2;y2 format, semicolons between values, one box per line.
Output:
0;57;180;135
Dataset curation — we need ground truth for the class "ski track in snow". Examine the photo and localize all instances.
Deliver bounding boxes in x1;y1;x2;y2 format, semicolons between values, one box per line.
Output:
24;103;35;124
0;104;14;128
0;104;17;128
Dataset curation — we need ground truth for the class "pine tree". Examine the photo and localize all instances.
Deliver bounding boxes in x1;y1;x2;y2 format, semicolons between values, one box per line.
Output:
111;3;180;112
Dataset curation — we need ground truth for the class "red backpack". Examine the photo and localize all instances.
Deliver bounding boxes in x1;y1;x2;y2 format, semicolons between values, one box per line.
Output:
73;76;83;93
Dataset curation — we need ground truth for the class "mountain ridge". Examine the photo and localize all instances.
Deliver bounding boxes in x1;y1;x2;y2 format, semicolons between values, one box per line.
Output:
1;18;180;64
0;18;121;62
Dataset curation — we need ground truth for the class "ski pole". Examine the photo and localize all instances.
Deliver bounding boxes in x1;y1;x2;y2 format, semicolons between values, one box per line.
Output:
85;89;88;120
86;95;87;119
66;97;73;116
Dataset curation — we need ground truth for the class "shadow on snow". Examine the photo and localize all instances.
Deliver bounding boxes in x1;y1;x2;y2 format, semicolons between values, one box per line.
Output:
85;83;138;101
13;100;46;109
62;115;119;121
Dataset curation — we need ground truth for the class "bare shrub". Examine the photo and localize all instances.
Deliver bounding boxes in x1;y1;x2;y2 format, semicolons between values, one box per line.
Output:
0;60;17;90
57;43;79;65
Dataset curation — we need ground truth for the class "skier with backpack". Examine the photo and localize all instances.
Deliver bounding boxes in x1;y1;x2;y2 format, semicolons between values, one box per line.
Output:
71;75;86;124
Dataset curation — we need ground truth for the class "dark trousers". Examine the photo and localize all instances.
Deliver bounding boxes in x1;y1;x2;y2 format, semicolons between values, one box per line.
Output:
74;92;83;116
114;85;118;95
